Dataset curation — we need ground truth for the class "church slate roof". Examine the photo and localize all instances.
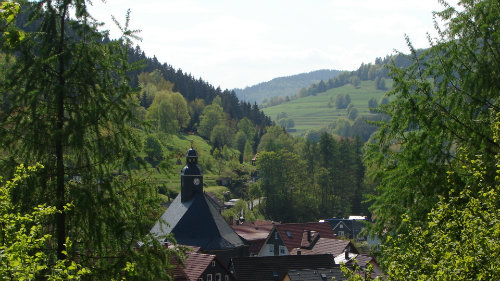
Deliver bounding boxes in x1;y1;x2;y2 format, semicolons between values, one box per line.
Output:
150;191;245;250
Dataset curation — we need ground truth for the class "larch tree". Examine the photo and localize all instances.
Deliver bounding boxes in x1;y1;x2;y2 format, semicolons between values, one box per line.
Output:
0;1;180;280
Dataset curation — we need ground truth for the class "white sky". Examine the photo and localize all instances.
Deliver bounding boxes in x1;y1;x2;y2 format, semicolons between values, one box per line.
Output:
87;0;452;89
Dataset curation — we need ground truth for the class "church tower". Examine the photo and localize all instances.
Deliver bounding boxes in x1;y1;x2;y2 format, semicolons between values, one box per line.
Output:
181;147;203;202
150;146;248;266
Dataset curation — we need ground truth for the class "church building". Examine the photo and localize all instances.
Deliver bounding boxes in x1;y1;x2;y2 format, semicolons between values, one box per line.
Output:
150;147;248;266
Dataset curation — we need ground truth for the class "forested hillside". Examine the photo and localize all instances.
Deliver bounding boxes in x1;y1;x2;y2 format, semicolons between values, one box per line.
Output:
0;3;271;280
126;47;272;131
260;51;417;140
233;69;340;105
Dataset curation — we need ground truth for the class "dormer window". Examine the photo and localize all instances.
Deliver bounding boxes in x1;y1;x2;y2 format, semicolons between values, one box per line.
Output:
286;231;292;238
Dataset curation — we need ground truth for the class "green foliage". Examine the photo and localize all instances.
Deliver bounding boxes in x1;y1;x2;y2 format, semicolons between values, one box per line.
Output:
257;150;317;222
142;72;190;133
347;107;358;121
0;164;88;281
278;117;295;130
368;97;378;112
350;75;361;88
336;93;352;109
381;146;500;280
363;0;500;279
210;124;235;149
257;125;295;153
0;2;181;280
375;76;386;90
257;131;367;222
197;103;225;138
341;262;380;281
365;0;500;239
221;199;264;223
144;135;165;166
262;80;390;136
0;1;24;49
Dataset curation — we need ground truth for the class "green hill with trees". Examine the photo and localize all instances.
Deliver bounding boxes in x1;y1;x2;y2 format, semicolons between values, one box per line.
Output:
2;0;499;280
233;69;341;105
262;79;391;139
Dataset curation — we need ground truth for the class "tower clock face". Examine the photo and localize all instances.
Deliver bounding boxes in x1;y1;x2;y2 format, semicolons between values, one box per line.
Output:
193;177;201;186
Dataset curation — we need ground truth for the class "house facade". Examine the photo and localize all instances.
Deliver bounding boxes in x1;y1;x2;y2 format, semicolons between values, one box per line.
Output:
323;218;366;240
258;227;289;256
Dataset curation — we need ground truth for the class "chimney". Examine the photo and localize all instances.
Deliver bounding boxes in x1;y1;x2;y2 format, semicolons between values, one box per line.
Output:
307;230;312;242
344;249;349;260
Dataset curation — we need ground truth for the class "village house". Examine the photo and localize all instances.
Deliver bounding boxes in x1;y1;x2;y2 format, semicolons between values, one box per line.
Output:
322;217;367;240
231;220;277;256
259;222;337;256
169;250;237;281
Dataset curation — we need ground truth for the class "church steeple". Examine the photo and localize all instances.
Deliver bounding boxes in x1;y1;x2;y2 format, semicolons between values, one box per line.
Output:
180;145;203;202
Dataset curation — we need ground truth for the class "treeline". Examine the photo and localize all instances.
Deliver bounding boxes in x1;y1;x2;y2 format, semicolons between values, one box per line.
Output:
249;126;369;223
127;46;272;131
234;69;340;104
297;52;417;98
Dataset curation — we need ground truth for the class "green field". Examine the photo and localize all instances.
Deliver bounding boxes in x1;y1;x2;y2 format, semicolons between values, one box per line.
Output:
262;80;392;136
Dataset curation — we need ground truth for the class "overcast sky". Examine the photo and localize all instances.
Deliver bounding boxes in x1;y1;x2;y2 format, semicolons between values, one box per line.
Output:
87;0;452;90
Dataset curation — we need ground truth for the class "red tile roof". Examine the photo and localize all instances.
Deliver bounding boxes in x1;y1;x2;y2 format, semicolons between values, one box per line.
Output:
170;251;216;281
300;230;320;249
231;221;277;255
290;238;357;256
231;221;275;241
275;222;336;251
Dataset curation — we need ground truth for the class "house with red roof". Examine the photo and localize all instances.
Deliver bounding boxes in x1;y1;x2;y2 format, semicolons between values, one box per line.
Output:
169;250;236;281
258;222;337;256
231;220;277;256
289;237;358;258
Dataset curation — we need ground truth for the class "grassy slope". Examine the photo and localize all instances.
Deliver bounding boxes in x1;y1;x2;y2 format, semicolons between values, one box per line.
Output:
149;133;231;199
262;80;392;136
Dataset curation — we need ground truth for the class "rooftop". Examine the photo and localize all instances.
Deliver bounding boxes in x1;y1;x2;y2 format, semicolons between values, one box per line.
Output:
275;222;336;251
286;268;347;281
232;254;336;281
290;238;357;257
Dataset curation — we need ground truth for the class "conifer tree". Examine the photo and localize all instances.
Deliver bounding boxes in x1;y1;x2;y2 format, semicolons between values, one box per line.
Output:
365;0;500;240
0;1;179;279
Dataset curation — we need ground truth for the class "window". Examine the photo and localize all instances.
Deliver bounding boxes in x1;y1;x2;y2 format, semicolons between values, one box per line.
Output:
338;231;344;236
279;245;286;255
339;224;343;229
286;231;292;238
225;275;229;281
207;274;213;281
211;261;216;267
215;273;221;281
198;279;203;281
274;231;278;240
268;244;274;253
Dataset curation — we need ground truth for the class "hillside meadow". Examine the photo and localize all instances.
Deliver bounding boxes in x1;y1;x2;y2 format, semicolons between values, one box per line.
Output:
262;79;392;136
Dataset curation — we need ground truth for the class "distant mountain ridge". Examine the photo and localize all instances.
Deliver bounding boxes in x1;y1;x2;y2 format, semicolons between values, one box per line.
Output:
234;69;341;104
